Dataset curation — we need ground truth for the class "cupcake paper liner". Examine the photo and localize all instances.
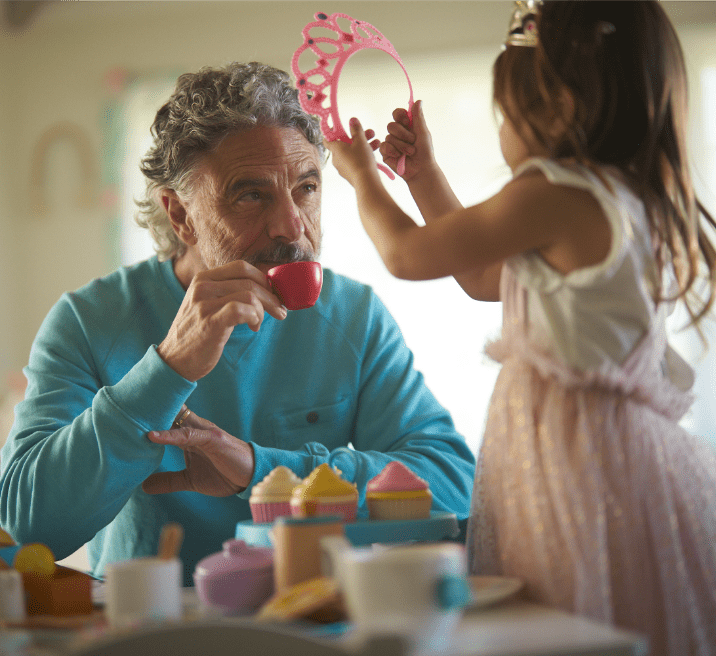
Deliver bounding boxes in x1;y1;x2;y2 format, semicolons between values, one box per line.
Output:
290;499;357;522
367;494;432;521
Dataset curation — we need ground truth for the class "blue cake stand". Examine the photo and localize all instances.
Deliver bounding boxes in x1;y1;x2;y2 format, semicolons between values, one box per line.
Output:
235;511;460;548
0;545;20;565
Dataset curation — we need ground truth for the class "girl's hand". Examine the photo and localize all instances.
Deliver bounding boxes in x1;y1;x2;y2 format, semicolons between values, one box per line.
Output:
325;120;381;187
380;100;436;181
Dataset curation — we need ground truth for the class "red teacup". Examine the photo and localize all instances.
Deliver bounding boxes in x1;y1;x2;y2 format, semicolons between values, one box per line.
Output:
267;262;323;310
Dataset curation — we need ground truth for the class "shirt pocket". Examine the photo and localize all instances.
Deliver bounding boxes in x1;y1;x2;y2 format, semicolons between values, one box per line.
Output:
268;396;353;450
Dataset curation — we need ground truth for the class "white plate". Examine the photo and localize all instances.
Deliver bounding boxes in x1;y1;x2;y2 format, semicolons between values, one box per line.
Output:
468;575;523;609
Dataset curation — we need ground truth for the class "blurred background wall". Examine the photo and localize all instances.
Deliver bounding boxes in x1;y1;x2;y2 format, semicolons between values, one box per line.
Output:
1;0;715;568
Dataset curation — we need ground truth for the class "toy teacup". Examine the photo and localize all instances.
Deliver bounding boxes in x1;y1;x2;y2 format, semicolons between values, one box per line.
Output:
320;536;471;651
267;262;323;310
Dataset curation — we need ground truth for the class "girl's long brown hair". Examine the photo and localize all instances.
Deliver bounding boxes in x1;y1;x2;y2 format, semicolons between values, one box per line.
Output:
494;0;716;328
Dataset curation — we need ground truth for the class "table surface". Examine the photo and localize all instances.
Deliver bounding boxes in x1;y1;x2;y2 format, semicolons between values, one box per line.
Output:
450;601;648;656
4;588;648;656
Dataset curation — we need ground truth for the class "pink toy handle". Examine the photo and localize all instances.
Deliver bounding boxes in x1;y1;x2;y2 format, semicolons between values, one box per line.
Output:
395;108;414;177
292;11;414;181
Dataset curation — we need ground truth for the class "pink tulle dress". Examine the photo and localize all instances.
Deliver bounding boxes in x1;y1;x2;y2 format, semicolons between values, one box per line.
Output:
466;158;716;656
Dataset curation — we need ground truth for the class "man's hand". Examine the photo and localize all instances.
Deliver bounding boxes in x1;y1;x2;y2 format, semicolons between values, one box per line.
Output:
142;407;255;497
157;259;287;382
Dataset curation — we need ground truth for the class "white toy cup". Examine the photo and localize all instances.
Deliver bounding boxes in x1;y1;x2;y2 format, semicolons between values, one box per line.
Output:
104;557;181;629
0;569;26;622
321;538;471;651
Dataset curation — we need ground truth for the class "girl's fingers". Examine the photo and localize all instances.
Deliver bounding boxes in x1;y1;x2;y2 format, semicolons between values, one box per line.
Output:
392;107;411;127
383;134;415;156
348;117;364;139
349;118;377;158
379;142;400;160
387;121;416;144
410;100;431;142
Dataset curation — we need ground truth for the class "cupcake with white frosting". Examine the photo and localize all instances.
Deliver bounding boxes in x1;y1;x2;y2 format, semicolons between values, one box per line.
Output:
250;466;303;523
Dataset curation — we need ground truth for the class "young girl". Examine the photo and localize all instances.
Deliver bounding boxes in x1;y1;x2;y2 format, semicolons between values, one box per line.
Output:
325;1;716;654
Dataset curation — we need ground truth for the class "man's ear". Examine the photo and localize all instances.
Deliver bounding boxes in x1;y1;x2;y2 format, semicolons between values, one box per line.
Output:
161;189;197;246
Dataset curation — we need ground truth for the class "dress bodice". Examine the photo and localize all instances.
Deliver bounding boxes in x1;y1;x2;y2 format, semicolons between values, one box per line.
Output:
500;157;693;396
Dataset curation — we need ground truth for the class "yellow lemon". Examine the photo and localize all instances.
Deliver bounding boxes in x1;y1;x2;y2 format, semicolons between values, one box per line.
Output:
0;527;15;546
256;576;339;622
13;543;56;577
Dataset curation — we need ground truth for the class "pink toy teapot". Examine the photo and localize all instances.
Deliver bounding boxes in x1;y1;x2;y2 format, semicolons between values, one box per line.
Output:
193;539;274;616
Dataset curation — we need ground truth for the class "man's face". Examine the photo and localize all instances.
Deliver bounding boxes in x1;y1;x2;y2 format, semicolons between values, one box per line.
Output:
183;125;323;274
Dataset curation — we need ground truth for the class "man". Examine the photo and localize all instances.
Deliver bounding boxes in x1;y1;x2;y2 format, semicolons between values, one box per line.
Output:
0;62;475;585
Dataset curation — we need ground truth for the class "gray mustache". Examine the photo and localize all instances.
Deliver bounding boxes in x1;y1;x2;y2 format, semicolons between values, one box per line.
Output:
243;242;314;266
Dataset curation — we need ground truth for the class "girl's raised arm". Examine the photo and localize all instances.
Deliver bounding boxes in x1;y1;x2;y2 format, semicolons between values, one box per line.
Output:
327;118;609;296
381;101;503;300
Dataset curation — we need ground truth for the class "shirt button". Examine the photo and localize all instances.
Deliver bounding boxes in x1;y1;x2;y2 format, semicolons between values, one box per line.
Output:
306;411;319;424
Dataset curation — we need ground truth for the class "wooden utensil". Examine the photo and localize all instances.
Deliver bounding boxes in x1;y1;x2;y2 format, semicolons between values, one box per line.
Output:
158;523;184;560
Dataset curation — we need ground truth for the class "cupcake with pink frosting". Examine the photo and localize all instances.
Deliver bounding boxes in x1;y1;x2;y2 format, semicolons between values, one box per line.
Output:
366;461;433;521
250;466;303;523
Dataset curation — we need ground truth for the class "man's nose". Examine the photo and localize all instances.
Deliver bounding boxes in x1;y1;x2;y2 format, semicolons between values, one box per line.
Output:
266;197;305;243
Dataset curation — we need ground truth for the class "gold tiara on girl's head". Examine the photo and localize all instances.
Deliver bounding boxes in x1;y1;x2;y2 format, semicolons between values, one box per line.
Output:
506;0;541;48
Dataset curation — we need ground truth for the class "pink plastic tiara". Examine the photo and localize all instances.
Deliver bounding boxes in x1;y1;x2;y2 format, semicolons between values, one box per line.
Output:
291;11;414;179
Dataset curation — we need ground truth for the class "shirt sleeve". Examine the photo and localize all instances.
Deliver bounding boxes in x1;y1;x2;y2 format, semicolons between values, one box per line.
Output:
241;290;476;519
0;293;196;558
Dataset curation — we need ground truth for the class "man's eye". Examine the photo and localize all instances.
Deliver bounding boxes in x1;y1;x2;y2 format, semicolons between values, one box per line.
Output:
238;191;262;202
303;183;318;193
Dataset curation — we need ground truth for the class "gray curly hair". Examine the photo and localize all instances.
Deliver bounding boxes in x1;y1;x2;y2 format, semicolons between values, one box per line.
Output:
135;62;325;261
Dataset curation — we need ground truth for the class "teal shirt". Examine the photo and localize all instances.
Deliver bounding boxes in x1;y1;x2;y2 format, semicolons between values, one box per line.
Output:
0;257;475;585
